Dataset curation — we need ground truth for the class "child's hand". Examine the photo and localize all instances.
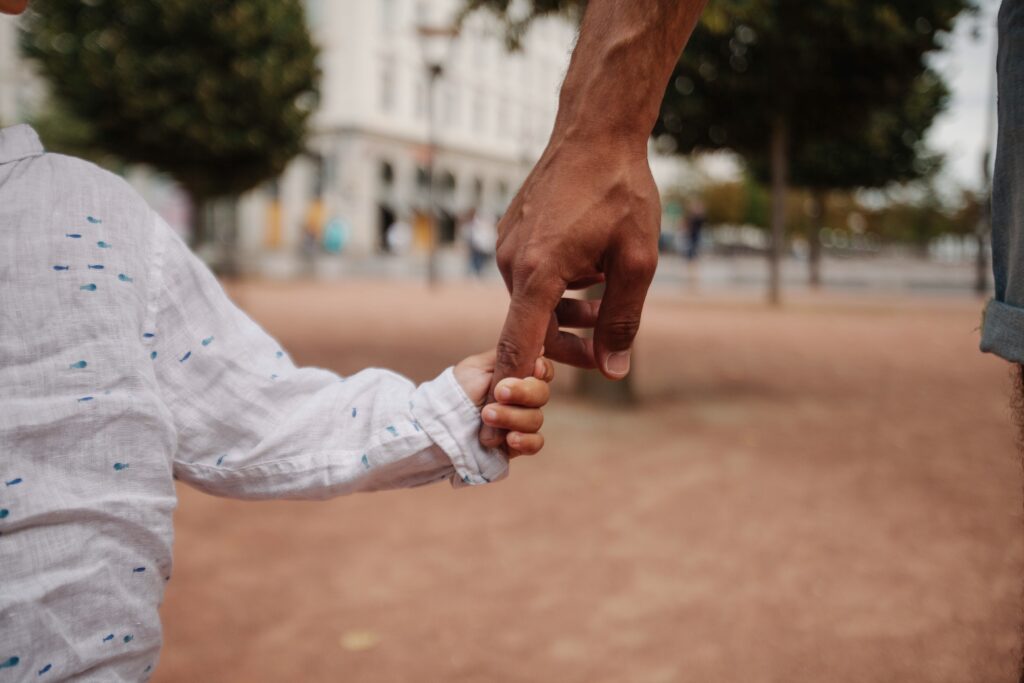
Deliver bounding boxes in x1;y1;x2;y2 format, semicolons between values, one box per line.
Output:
454;349;554;457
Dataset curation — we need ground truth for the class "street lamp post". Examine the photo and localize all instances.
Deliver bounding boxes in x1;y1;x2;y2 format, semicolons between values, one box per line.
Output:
417;24;458;286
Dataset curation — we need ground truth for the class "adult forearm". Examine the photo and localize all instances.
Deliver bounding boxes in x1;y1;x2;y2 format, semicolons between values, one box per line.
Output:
552;0;707;149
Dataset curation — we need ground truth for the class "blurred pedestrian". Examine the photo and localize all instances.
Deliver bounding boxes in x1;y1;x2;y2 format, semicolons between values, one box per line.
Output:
684;198;706;261
461;208;497;277
322;215;350;254
385;215;413;254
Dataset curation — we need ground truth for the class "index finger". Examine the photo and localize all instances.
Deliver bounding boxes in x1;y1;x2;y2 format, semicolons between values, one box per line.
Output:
493;278;563;386
480;276;563;449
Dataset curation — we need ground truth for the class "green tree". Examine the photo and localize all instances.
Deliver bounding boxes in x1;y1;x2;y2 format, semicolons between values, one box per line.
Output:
465;0;971;303
21;0;319;248
758;69;949;287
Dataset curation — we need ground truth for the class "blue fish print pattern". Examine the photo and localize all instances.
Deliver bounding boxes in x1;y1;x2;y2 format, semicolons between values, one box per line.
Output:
52;265;69;271
142;333;155;339
87;216;102;224
97;241;111;249
352;408;357;418
201;336;214;346
0;657;18;669
123;635;133;643
79;284;97;292
144;665;152;674
133;566;146;573
65;233;81;239
179;351;191;363
113;462;129;471
410;419;422;432
150;351;157;360
69;360;87;369
0;509;8;519
118;274;133;283
77;396;94;402
5;478;22;486
275;350;284;359
270;374;278;380
216;455;226;466
38;663;52;675
87;264;104;270
102;634;114;643
361;454;370;469
386;425;398;437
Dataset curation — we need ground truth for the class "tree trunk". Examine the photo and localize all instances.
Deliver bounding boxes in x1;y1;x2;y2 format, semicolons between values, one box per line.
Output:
809;190;826;289
975;179;990;296
575;284;635;406
768;114;789;306
975;229;988;296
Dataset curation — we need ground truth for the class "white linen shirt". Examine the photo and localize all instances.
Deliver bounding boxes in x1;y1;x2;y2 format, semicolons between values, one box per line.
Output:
0;125;507;682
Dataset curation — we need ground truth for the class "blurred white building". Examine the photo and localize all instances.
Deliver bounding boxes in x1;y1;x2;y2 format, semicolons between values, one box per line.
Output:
0;13;34;125
237;0;577;263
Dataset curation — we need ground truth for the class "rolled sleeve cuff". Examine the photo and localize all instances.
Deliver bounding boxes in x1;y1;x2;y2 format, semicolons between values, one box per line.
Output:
981;299;1024;364
410;367;509;487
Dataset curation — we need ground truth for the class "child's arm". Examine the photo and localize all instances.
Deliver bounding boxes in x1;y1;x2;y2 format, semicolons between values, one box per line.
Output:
145;215;549;500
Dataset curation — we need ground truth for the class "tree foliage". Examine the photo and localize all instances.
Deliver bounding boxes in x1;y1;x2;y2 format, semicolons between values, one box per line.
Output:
655;1;968;152
21;0;319;208
464;0;974;297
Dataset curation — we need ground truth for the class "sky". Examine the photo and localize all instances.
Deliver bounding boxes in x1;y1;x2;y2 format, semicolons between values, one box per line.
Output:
927;0;1000;191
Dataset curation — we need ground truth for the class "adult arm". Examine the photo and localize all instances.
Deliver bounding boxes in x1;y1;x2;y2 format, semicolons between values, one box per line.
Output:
483;0;707;446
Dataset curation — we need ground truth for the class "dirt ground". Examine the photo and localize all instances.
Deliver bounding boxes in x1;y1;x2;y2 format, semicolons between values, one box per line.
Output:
153;280;1023;683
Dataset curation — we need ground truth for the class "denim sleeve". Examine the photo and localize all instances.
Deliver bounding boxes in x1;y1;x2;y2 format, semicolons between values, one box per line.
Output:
982;0;1024;364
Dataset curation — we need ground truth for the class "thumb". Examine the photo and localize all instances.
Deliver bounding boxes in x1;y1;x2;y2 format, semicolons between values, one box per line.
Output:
592;250;656;380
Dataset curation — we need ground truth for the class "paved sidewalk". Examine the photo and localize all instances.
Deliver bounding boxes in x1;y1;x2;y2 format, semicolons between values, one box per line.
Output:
156;282;1020;683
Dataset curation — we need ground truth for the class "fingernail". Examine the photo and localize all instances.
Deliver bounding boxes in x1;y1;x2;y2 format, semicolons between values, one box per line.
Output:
496;385;512;401
605;351;631;377
508;433;520;447
483;407;497;422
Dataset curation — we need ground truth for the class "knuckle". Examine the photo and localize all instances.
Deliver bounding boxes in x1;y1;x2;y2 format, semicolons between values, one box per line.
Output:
480;428;505;448
601;317;641;348
620;249;658;278
496;246;514;274
495;337;528;374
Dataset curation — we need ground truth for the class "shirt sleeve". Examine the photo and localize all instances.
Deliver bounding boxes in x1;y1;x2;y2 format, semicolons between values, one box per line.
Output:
144;214;508;500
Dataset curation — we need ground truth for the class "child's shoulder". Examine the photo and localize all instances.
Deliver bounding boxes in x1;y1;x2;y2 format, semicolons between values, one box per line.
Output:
40;152;149;213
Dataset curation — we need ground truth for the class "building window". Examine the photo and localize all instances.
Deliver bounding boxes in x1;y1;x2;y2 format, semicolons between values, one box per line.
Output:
380;0;398;34
472;91;485;132
380;160;395;186
472;177;484;205
496;96;509;133
416;166;430;196
414;1;429;26
379;57;396;113
442;84;459;127
414;76;427;119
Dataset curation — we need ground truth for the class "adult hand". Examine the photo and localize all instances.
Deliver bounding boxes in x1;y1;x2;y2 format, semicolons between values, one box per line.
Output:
479;138;660;448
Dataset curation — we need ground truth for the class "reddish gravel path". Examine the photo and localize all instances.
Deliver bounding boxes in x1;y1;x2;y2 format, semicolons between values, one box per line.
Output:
154;281;1023;683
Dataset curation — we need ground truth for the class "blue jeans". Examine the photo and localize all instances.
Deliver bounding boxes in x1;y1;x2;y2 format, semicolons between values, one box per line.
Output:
982;0;1024;363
